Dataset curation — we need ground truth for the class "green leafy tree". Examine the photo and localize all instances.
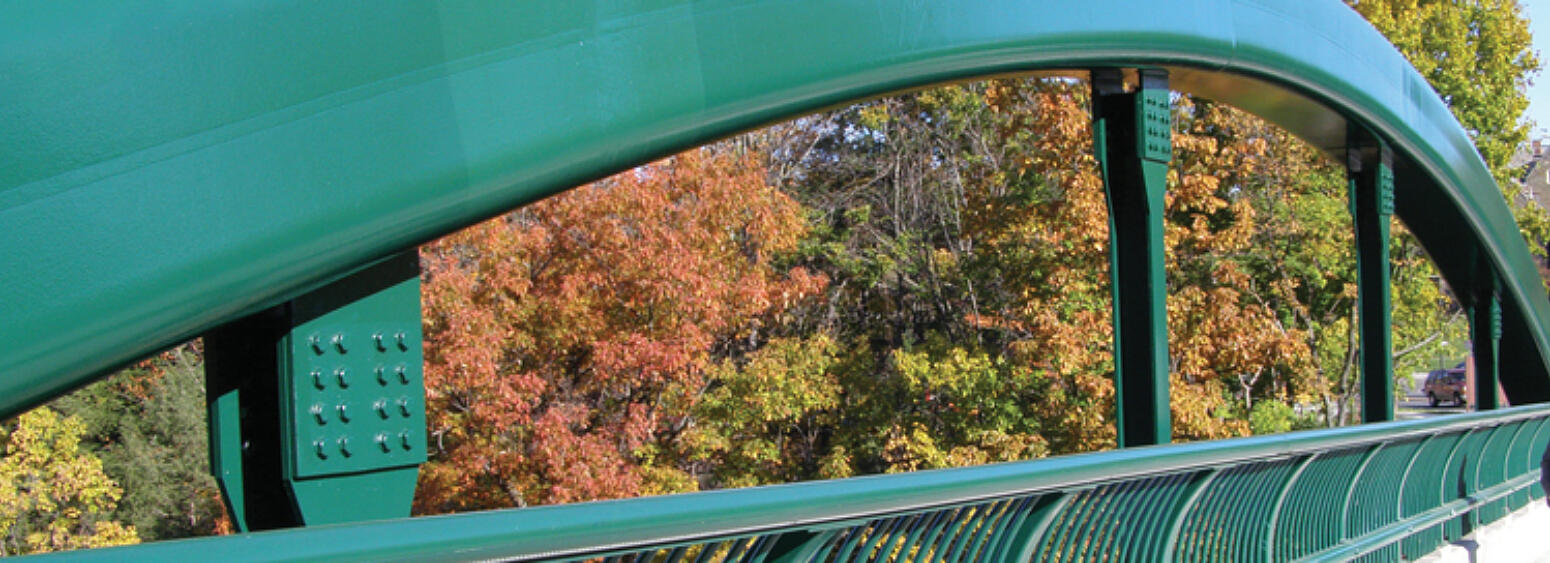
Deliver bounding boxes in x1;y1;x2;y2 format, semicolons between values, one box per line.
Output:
1351;0;1550;264
684;334;846;488
51;345;226;541
1350;0;1536;183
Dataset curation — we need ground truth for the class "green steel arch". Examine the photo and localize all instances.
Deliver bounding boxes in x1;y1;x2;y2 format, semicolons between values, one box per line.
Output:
1;2;1547;424
7;0;1550;560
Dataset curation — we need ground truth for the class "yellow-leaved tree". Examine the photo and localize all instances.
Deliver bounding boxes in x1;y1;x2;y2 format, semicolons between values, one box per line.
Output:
0;408;137;556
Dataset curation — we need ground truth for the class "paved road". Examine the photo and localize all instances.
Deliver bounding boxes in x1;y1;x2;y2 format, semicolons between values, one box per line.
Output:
1396;393;1469;421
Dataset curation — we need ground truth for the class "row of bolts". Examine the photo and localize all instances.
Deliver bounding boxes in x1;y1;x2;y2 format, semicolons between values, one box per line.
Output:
309;331;411;355
314;430;414;459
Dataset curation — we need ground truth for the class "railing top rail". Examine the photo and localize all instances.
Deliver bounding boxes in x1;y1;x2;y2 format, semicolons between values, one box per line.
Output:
35;403;1550;562
3;0;1549;417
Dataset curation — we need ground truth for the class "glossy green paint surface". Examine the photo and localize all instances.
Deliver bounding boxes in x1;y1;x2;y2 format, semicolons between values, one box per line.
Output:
3;0;1550;417
34;403;1550;562
206;388;246;530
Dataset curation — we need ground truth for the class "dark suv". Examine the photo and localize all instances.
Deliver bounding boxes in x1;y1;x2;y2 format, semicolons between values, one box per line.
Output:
1423;362;1467;407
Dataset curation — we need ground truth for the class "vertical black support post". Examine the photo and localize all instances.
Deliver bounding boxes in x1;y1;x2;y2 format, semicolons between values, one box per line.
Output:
205;252;427;531
1093;68;1172;447
1349;131;1395;423
205;308;291;531
764;529;839;563
1471;266;1501;410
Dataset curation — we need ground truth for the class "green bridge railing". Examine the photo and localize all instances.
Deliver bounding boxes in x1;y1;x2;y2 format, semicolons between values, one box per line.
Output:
45;403;1550;562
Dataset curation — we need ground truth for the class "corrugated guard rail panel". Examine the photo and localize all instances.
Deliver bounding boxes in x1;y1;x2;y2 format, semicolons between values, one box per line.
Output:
37;403;1550;562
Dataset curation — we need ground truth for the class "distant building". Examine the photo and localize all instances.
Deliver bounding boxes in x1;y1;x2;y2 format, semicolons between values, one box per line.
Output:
1510;138;1550;280
1512;138;1550;207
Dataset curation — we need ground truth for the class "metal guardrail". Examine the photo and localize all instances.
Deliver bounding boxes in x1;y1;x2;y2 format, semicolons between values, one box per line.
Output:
41;403;1550;562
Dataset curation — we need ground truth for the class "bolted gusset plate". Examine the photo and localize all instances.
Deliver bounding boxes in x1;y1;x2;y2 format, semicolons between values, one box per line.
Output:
1378;162;1396;216
281;259;428;480
1137;88;1171;164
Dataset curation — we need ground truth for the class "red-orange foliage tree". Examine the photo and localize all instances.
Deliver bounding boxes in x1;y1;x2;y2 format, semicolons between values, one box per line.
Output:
416;148;824;513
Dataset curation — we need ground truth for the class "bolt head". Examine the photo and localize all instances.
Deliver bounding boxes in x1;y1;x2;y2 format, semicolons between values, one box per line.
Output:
332;333;347;353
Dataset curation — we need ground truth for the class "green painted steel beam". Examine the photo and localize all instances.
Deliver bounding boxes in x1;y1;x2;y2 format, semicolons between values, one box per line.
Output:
1472;270;1502;410
1095;68;1172;447
31;403;1550;562
1338;444;1384;539
3;0;1550;418
1350;134;1396;423
1008;495;1070;562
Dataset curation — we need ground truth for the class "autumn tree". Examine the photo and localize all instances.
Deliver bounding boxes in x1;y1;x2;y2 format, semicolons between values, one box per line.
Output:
0;408;138;556
799;79;1306;449
735;77;1283;466
957;79;1123;452
417;147;824;512
757;81;1121;464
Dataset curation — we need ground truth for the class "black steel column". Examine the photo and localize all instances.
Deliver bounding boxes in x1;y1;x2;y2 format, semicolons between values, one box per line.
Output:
1471;266;1501;410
